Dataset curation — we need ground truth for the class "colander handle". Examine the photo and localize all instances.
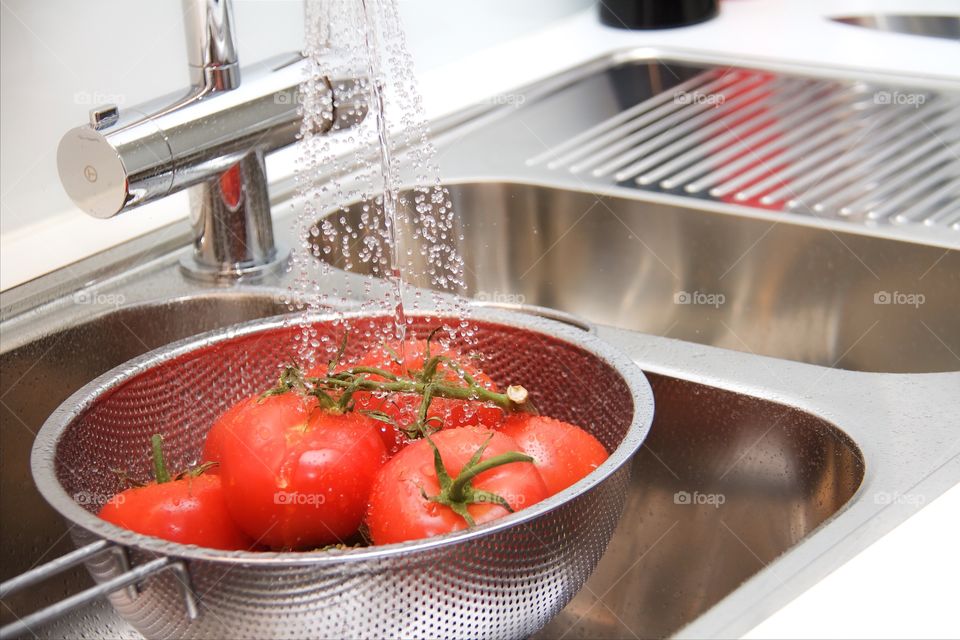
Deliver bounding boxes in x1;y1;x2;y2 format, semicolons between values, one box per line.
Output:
0;541;197;639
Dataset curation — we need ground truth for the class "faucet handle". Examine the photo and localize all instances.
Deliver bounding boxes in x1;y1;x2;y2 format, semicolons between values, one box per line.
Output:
58;108;173;219
89;104;120;130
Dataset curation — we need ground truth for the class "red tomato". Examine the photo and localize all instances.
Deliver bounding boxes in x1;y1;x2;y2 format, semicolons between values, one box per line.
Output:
498;415;609;496
98;473;255;551
330;340;505;452
219;405;387;550
366;427;548;545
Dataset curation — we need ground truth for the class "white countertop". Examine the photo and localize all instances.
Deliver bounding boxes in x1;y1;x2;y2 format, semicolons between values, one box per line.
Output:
3;1;959;636
743;480;960;639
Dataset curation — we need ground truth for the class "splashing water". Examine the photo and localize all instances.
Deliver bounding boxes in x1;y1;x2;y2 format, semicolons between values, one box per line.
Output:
289;0;475;366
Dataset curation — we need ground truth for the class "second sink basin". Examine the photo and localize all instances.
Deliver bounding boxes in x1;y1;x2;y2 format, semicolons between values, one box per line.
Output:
313;181;960;373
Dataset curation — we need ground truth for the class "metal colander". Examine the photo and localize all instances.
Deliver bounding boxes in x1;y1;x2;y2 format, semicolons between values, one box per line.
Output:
23;309;653;639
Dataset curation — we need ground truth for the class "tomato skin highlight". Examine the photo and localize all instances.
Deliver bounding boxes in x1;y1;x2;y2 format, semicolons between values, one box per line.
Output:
498;415;609;496
365;427;548;545
202;398;245;469
98;474;255;551
203;392;318;467
219;406;387;550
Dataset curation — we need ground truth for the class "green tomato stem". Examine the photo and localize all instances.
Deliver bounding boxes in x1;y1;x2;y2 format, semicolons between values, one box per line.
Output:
422;434;534;526
151;434;171;484
446;451;533;503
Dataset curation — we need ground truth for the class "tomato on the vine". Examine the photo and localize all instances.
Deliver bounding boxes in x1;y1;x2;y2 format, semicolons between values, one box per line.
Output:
365;427;548;545
218;400;387;550
498;415;608;496
99;436;255;551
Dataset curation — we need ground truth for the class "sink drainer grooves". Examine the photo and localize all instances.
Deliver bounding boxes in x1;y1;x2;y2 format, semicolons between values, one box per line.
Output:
528;67;960;230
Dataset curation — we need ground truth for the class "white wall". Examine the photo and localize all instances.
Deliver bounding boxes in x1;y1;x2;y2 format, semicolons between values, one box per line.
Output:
0;0;591;236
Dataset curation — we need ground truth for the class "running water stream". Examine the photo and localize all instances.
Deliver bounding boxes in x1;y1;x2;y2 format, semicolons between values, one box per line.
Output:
289;0;472;367
360;0;408;361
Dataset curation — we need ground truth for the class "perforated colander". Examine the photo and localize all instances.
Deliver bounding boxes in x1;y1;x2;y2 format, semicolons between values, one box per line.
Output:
16;309;653;639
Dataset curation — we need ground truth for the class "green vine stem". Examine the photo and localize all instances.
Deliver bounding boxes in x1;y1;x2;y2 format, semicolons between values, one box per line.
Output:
313;372;537;414
260;365;340;412
149;433;217;484
151;434;171;484
258;331;539;437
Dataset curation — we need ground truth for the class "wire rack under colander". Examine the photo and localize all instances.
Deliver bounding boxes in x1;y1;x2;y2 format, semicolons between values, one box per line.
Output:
528;68;960;230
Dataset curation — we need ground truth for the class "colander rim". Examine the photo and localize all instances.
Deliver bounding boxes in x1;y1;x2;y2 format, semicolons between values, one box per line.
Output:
31;307;654;566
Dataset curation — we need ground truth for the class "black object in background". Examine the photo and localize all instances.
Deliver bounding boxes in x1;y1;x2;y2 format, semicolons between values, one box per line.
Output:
599;0;719;29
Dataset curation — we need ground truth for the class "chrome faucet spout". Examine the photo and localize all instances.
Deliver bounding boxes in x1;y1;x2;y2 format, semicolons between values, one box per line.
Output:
57;0;367;282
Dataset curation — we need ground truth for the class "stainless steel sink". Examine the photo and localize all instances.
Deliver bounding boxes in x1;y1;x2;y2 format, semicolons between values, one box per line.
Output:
1;48;958;639
0;291;866;639
314;181;960;374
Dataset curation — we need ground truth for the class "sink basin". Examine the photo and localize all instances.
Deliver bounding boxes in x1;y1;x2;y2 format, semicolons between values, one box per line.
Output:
535;373;863;639
313;181;960;374
0;294;288;635
0;292;863;639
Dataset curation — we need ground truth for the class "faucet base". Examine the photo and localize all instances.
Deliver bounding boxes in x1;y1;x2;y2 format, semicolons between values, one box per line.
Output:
178;248;289;284
182;151;288;284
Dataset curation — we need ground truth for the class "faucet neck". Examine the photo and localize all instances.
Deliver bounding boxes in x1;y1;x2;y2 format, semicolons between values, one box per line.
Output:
183;0;241;90
178;0;286;281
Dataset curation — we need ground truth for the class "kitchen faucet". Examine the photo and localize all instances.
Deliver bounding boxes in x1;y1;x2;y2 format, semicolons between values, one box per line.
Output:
57;0;367;281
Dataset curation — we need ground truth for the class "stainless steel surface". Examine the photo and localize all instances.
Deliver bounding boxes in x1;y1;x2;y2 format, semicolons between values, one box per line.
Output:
316;182;959;374
56;0;368;281
469;300;596;333
832;14;960;41
525;65;960;229
1;541;115;598
180;150;278;281
19;310;652;639
2;48;959;639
